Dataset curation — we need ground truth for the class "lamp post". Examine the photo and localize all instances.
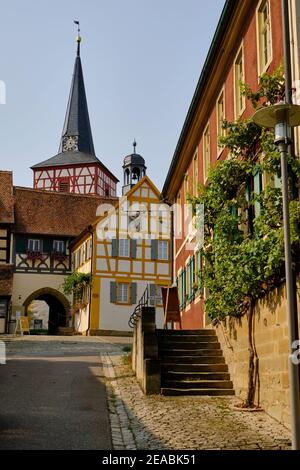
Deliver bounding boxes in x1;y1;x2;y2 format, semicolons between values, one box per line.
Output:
253;102;300;450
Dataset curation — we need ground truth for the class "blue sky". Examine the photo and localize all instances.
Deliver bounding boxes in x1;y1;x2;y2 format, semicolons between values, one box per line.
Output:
0;0;225;193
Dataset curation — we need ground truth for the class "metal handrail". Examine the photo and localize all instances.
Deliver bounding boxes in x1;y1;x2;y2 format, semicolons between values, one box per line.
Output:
128;285;150;328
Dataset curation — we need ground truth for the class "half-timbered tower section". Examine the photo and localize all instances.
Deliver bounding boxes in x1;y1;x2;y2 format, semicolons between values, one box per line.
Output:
31;36;118;196
161;0;286;329
71;175;172;333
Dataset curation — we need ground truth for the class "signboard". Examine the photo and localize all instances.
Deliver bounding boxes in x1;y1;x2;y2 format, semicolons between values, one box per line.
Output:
161;286;182;329
15;316;30;335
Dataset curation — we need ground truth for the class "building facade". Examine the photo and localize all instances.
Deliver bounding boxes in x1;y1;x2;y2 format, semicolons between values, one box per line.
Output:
71;173;172;333
0;172;14;333
0;35;118;334
162;0;286;329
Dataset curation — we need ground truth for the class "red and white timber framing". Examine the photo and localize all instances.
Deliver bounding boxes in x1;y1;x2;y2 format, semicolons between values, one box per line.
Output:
33;163;117;197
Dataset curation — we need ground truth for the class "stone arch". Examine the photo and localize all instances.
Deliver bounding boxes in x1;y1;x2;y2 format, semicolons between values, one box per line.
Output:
23;287;70;334
23;287;70;312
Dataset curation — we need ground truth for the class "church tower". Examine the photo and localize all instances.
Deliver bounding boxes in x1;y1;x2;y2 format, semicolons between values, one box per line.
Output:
31;27;118;196
122;140;147;195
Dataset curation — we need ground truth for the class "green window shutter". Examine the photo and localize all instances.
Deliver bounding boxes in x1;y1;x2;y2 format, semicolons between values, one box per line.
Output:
110;282;117;303
131;283;137;305
245;178;251;202
151;239;158;260
131;239;137;259
111;238;118;257
254;167;262;217
178;273;182;309
43;238;52;253
149;283;156;306
15;236;27;253
274;173;281;189
183;268;186;308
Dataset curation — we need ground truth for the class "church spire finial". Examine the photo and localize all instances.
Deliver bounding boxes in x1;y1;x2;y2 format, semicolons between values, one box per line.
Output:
133;139;137;154
74;20;81;56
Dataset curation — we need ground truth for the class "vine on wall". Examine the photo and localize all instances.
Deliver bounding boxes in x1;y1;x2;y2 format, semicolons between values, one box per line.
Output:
189;66;300;407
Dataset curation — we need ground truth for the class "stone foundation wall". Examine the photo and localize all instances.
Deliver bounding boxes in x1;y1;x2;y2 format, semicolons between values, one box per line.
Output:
212;283;300;428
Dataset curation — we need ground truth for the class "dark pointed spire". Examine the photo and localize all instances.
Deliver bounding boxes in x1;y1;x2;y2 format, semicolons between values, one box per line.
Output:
59;23;95;155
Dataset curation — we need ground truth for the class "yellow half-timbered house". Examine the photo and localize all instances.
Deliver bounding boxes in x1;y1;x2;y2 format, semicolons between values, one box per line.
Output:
71;175;172;333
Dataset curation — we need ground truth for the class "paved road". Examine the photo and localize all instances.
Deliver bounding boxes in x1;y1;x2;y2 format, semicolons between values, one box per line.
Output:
0;336;131;450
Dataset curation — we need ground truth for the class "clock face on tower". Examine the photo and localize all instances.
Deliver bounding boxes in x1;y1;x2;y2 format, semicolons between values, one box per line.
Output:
62;135;78;152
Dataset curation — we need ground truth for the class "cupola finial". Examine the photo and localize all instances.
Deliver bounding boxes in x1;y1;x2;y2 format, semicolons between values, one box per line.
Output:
133;139;137;154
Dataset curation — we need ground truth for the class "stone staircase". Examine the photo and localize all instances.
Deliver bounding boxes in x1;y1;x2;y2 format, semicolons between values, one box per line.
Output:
158;329;234;396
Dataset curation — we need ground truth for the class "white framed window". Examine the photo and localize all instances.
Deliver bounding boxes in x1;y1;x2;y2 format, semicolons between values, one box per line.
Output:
156;286;163;307
184;173;189;201
117;283;129;304
257;0;272;74
119;239;130;257
203;124;210;183
53;240;65;253
234;46;245;118
157;240;168;260
28;239;41;252
217;89;225;155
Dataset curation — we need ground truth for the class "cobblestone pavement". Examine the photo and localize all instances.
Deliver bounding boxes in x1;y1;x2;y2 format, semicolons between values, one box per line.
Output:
102;353;292;451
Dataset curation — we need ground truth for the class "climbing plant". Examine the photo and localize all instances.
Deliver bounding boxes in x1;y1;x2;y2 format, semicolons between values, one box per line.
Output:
61;272;92;307
189;66;300;407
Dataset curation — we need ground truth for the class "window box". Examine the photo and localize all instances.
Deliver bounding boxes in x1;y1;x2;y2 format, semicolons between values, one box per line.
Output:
51;252;68;262
26;250;46;261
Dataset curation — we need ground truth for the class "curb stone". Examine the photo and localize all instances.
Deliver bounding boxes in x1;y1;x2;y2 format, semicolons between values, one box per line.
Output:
101;353;137;450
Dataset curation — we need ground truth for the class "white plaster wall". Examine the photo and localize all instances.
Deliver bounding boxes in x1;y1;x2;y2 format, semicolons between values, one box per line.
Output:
96;258;108;271
74;306;89;333
12;273;71;308
99;278;164;331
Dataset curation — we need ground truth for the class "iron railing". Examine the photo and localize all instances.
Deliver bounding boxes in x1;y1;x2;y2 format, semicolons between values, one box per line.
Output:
128;285;152;328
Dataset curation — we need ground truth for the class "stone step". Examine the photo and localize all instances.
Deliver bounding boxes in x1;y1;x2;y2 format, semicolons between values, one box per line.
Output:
159;335;218;343
158;329;216;336
161;388;235;396
159;342;220;350
162;379;233;389
162;371;231;381
57;327;74;336
160;348;223;357
161;363;229;373
161;355;226;364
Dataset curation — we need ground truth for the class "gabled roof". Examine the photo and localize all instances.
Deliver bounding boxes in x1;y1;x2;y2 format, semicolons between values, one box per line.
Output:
124;175;160;200
13;186;117;237
0;171;14;224
31;151;99;169
70;175;162;249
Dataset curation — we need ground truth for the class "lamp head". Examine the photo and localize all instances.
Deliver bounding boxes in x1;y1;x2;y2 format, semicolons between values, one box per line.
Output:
253;102;300;144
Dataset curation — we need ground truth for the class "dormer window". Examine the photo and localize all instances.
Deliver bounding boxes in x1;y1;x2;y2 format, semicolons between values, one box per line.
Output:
53;240;65;253
28;239;41;252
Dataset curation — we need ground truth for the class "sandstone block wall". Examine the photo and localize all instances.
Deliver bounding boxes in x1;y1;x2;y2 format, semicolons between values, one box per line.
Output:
213;283;300;428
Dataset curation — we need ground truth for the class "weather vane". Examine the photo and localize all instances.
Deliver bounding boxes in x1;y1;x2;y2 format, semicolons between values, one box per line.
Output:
74;20;81;55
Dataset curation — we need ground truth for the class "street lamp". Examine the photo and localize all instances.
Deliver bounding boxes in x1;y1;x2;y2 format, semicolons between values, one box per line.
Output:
253;102;300;450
